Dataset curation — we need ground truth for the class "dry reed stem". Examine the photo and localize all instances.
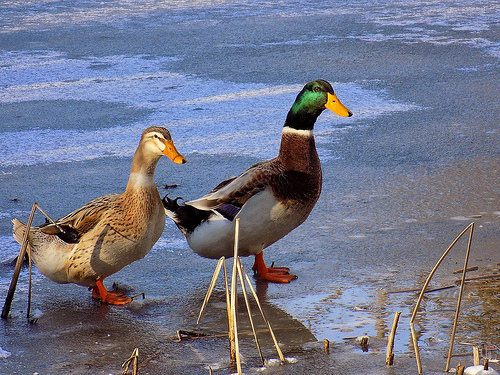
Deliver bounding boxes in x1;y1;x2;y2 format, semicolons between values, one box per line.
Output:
230;218;242;374
196;217;285;371
457;274;500;283
176;330;207;340
130;292;145;301
236;257;265;366
388;285;456;294
2;203;74;320
388;273;500;295
409;222;474;374
453;266;478;274
410;223;474;323
239;263;286;363
197;257;225;324
121;348;139;375
473;345;480;366
35;205;66;234
484;358;490;370
195;256;238;364
2;202;38;319
27;222;33;320
385;311;401;366
445;223;474;372
410;322;422;374
222;257;234;361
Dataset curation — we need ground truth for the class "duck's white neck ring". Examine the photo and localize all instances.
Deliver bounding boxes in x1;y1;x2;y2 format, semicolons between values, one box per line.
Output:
127;171;156;189
282;126;314;137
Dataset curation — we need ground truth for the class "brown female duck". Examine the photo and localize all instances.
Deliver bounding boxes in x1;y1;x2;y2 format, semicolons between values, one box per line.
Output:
13;126;186;304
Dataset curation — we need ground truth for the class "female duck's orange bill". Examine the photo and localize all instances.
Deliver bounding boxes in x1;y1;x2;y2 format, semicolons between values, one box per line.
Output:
163;140;187;164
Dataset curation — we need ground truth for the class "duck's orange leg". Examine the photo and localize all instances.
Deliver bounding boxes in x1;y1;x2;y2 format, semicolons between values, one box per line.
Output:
252;252;297;283
91;279;132;305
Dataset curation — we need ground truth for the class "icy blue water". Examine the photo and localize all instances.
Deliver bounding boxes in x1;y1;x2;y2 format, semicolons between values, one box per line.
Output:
0;52;415;167
1;0;498;167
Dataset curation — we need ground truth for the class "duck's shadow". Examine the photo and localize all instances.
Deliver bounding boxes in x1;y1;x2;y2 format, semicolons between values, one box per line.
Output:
1;279;317;374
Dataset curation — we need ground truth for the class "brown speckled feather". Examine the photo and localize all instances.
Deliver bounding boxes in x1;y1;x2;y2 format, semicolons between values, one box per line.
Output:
40;194;118;241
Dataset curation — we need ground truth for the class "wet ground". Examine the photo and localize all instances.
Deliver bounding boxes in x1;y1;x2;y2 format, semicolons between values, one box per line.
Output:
1;0;499;374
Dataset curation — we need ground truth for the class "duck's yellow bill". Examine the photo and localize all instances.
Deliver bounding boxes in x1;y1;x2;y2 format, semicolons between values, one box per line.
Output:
163;140;187;164
325;92;353;117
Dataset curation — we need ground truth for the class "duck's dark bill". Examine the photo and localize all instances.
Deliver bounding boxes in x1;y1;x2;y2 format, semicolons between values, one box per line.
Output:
325;92;353;117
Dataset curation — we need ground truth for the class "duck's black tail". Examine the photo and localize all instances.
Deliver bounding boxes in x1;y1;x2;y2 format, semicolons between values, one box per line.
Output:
163;195;212;235
162;195;183;212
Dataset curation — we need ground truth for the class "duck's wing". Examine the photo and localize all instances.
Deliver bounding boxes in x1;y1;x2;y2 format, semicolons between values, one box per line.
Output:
186;159;277;214
39;193;119;243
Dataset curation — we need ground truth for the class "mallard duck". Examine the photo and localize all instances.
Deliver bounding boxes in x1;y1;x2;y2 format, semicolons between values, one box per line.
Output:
12;126;186;305
164;80;352;282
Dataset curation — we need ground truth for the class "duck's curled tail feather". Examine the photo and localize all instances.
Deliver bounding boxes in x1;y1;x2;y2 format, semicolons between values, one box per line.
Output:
162;195;212;235
12;219;27;246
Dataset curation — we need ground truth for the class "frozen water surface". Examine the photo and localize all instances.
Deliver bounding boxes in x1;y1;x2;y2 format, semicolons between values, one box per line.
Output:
0;0;499;374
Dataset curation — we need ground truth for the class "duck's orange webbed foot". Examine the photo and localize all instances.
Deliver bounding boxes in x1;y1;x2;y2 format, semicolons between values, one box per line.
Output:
91;279;132;305
252;252;297;283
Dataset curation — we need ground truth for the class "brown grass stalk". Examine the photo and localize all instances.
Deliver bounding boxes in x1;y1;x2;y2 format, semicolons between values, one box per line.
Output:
409;223;474;374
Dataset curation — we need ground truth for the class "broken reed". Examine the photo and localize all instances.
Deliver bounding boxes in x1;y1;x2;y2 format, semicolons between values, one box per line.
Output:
230;218;241;373
121;348;139;375
409;222;474;374
2;202;73;320
197;218;285;375
2;203;40;320
385;311;401;366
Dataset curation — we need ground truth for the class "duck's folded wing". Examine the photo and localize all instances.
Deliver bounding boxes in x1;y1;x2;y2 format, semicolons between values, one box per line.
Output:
39;194;119;242
186;160;274;211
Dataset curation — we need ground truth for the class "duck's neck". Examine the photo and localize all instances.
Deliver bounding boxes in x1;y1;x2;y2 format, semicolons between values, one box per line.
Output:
285;101;324;131
278;126;320;173
125;145;161;192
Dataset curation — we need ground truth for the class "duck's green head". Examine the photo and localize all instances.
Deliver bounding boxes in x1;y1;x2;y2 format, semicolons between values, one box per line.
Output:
286;79;352;130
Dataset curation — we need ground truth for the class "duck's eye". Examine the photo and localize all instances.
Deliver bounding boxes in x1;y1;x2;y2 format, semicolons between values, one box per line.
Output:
314;86;321;93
